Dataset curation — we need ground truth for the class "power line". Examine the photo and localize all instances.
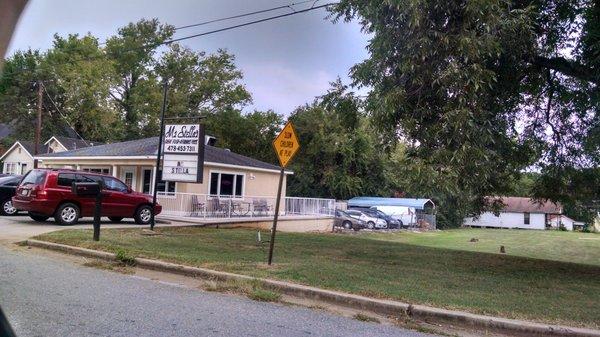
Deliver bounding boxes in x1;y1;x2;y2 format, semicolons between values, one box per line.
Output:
174;0;316;30
40;81;87;141
164;3;333;45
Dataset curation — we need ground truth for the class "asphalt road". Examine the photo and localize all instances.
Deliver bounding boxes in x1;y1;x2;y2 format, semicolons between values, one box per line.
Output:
0;221;439;337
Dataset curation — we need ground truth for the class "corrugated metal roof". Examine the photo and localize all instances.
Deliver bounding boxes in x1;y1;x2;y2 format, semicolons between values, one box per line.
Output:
37;137;282;171
347;197;435;210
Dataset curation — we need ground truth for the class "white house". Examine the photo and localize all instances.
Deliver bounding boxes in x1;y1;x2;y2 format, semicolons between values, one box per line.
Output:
0;136;94;175
464;197;564;230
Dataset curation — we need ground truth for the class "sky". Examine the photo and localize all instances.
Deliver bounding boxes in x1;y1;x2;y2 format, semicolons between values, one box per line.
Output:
7;0;371;116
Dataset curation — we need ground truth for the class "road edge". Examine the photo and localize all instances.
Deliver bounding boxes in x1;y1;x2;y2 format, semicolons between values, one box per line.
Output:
25;238;600;337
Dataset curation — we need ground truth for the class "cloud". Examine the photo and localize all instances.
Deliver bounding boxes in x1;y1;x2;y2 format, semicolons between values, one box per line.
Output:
242;62;335;115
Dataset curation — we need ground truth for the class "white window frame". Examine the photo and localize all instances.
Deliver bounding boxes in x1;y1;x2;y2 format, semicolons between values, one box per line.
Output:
208;170;245;199
80;166;111;174
120;167;137;191
141;166;154;195
155;168;177;198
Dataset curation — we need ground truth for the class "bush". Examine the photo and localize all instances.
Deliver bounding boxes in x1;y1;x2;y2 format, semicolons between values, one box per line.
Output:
559;224;567;231
114;249;136;266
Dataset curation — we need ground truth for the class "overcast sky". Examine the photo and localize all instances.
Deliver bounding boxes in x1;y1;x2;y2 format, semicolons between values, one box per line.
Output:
7;0;370;115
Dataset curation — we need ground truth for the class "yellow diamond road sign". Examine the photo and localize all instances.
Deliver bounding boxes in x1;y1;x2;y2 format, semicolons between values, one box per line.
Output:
273;122;300;168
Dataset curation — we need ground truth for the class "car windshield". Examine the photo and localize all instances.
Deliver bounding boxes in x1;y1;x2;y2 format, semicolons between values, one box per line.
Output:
20;170;46;186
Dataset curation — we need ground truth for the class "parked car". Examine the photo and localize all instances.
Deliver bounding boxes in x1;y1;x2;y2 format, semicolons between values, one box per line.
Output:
345;209;387;229
334;210;365;231
12;169;162;225
362;208;403;229
0;175;22;215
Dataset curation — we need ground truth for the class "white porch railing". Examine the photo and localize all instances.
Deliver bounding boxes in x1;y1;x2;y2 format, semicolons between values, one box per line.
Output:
156;192;335;218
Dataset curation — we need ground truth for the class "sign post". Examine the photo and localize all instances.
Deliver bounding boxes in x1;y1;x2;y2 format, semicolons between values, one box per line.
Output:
268;121;300;265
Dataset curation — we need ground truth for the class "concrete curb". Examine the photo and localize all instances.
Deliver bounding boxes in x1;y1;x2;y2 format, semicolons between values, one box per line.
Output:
26;239;600;337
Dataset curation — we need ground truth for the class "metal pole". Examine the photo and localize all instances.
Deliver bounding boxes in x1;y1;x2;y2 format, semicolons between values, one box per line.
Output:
150;79;168;230
93;191;102;241
267;167;285;265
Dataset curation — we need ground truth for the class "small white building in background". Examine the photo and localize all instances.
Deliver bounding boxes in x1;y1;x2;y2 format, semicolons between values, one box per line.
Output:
464;197;569;230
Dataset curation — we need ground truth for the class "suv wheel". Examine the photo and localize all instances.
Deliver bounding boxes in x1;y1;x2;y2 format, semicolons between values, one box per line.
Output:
55;203;80;226
108;217;123;223
1;199;17;215
342;220;352;230
29;212;49;222
134;205;153;225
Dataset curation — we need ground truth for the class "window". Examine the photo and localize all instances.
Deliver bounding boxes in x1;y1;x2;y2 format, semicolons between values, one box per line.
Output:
102;177;128;192
124;171;134;187
82;167;110;174
20;164;27;175
57;173;77;187
4;163;16;175
21;170;46;186
524;212;530;225
156;169;176;196
209;172;244;198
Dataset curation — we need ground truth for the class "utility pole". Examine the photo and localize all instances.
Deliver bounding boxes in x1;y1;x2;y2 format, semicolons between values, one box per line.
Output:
34;80;42;168
150;79;169;231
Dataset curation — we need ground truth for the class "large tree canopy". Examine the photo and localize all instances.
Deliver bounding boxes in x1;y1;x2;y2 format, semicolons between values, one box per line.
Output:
0;19;253;144
332;0;599;222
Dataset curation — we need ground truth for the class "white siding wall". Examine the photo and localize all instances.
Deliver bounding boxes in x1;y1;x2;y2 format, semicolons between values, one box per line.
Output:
464;211;546;230
1;144;33;175
549;216;574;231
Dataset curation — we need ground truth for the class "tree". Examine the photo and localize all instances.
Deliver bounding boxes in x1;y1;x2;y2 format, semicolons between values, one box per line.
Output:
44;34;121;141
105;18;174;140
332;0;598;225
287;81;391;200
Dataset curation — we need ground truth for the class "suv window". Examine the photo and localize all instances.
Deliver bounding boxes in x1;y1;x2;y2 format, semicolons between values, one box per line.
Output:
20;170;47;186
57;173;77;187
103;177;128;192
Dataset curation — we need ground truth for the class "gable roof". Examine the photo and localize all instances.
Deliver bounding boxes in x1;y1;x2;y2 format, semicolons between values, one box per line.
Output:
0;140;48;161
44;136;97;151
491;196;562;214
348;197;435;210
35;137;283;172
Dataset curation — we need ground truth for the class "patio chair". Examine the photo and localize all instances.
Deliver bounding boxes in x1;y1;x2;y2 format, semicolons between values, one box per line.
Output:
252;199;272;216
190;195;205;217
208;197;229;217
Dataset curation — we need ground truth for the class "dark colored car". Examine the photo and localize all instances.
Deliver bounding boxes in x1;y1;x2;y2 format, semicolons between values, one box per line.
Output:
12;169;161;225
0;175;22;215
362;208;403;229
334;210;365;231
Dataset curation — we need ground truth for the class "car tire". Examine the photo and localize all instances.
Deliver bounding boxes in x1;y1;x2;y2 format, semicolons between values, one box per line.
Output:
108;217;124;223
1;199;17;216
134;205;153;225
29;212;50;222
54;203;80;226
367;221;375;229
342;221;352;230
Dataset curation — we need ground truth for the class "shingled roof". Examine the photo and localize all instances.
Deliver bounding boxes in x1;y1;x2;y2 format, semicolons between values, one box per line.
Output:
48;136;98;150
490;196;562;214
18;140;49;155
36;137;282;172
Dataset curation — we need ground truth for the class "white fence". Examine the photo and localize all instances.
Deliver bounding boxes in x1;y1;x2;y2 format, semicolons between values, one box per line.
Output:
157;192;335;218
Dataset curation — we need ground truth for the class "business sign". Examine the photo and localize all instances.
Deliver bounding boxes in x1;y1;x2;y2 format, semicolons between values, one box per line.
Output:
161;124;205;183
272;121;300;168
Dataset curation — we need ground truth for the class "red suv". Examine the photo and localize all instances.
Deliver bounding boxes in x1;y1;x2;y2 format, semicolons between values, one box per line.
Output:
12;169;162;226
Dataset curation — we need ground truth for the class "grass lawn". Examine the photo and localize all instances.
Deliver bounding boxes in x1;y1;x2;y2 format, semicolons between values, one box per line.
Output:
363;228;600;267
35;227;600;329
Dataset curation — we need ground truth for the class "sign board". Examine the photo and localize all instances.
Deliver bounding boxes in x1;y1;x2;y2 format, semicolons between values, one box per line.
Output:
272;122;300;168
161;124;205;183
